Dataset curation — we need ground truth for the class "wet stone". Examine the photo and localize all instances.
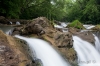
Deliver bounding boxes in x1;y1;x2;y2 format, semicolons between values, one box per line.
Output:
0;45;6;52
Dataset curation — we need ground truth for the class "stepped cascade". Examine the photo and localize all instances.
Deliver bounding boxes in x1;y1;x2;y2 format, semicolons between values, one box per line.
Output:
73;36;100;66
15;35;70;66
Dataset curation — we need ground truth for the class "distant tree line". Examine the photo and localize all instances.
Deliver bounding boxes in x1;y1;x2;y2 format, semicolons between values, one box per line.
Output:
65;0;100;24
0;0;66;21
0;0;100;24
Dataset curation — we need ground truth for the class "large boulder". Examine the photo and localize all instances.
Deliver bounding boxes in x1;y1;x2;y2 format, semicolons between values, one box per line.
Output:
0;30;36;66
30;17;53;28
23;24;45;35
12;17;54;35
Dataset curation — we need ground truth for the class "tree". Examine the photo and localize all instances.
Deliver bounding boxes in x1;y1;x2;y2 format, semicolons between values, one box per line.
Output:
0;0;22;18
65;0;100;24
20;0;67;20
0;0;68;21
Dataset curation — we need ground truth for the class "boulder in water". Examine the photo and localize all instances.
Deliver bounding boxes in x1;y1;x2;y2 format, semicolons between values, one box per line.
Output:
13;17;53;35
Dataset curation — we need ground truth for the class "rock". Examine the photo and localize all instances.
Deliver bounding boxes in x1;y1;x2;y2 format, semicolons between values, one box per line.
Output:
0;16;9;24
75;31;95;45
68;27;81;34
55;32;73;48
25;24;45;35
68;27;95;45
0;16;31;25
0;30;36;66
12;17;53;35
41;29;76;62
31;17;53;28
11;27;23;35
91;25;100;31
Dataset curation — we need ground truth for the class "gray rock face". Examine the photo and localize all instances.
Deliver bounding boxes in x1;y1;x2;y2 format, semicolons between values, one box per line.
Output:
55;32;73;48
25;24;45;35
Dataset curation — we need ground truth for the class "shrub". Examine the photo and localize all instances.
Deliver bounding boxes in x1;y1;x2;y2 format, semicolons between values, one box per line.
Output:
67;20;85;29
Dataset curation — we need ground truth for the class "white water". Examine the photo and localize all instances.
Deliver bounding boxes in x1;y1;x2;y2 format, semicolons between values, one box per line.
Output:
73;36;100;66
0;26;13;35
54;25;63;28
15;35;70;66
6;29;13;35
16;21;21;25
54;24;68;32
61;22;68;27
94;34;100;53
83;25;95;29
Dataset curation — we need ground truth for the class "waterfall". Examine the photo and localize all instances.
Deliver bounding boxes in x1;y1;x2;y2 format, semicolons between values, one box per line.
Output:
15;35;70;66
0;26;14;35
83;25;95;29
6;28;13;35
73;36;100;66
93;34;100;53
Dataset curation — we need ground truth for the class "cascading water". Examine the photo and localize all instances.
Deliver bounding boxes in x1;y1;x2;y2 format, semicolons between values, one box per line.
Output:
93;34;100;53
73;36;100;66
15;35;70;66
6;28;13;35
0;26;14;35
83;25;95;29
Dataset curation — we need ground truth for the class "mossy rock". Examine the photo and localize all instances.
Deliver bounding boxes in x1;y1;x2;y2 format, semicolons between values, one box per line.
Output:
66;20;85;29
91;25;100;30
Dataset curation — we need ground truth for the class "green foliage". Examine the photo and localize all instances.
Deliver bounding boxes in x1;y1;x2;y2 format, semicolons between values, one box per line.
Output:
1;0;100;24
65;0;100;24
67;20;85;29
20;0;67;20
0;0;21;18
0;0;67;20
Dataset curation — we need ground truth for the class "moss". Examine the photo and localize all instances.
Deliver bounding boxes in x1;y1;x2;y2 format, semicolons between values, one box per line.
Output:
67;20;85;29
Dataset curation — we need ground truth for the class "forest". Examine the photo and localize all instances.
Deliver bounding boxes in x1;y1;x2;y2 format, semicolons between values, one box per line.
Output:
0;0;100;24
